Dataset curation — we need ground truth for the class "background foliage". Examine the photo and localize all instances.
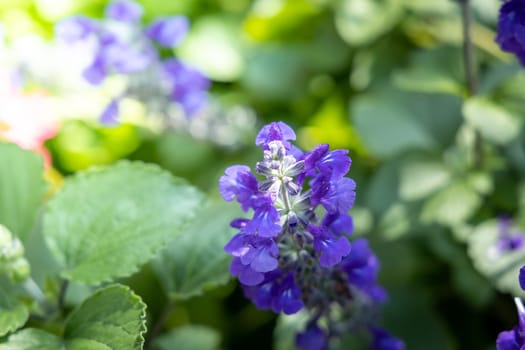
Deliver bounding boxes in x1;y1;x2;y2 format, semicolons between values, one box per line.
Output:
0;0;524;349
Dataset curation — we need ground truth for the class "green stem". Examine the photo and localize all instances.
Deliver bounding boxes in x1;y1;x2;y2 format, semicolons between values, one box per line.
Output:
145;301;176;348
58;279;69;312
22;278;46;305
459;0;483;168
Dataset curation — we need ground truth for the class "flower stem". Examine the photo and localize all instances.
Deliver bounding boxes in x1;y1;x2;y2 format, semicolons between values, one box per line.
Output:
459;0;483;168
58;279;69;311
145;300;176;348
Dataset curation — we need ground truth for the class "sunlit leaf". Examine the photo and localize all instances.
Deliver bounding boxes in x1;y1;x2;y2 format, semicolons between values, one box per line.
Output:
0;142;46;241
152;325;220;350
468;220;525;296
43;161;205;284
153;201;239;300
463;97;521;145
0;276;29;337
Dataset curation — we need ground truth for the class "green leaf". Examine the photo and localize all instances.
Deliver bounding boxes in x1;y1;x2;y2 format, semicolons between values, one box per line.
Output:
273;311;309;350
463;97;521;145
335;0;403;46
0;142;46;241
152;325;221;350
43;161;205;284
351;89;462;158
0;276;29;337
420;181;481;226
0;285;146;350
399;159;451;201
468;220;525;296
153;201;240;300
0;328;62;350
64;284;147;350
352;96;436;157
392;47;464;95
177;16;244;82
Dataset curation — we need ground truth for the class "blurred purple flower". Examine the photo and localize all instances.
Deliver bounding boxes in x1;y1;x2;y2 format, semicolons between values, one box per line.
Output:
497;217;524;252
496;0;525;65
55;16;97;44
146;16;189;48
105;0;143;22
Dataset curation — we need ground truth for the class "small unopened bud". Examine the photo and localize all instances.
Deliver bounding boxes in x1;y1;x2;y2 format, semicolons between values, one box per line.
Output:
10;258;30;283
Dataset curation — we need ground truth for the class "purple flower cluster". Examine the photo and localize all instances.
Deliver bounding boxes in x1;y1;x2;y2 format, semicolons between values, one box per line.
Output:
219;121;403;350
496;0;525;66
497;267;525;350
55;0;209;124
497;217;524;252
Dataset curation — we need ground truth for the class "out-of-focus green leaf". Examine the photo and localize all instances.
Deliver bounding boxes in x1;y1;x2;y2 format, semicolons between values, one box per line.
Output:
381;288;453;350
0;142;46;241
400;0;455;14
65;285;146;350
0;276;29;337
379;203;412;240
468;220;525;296
335;0;403;46
244;0;322;42
49;120;141;172
0;285;146;350
153;201;239;300
421;181;481;226
352;96;436;157
242;45;308;100
463;97;521;145
177;16;244;82
392;47;464;95
152;325;221;350
43;161;205;284
365;160;400;216
0;328;62;350
399;159;451;201
352;89;463;158
298;97;366;153
273;310;309;350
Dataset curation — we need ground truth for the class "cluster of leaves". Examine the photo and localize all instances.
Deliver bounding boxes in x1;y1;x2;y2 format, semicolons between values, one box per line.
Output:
1;0;525;349
0;142;238;349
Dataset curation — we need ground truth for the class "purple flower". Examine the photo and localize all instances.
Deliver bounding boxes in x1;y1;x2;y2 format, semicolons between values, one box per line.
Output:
304;144;351;180
220;121;398;348
309;224;351;267
497;297;525;350
229;258;264;286
496;0;525;66
105;0;143;22
146;16;189;48
162;59;210;116
255;121;296;150
341;239;386;302
497;217;524;252
520;266;525;291
296;323;328;350
224;234;279;273
100;98;120;125
243;196;281;237
219;165;259;211
55;16;97;43
371;328;405;350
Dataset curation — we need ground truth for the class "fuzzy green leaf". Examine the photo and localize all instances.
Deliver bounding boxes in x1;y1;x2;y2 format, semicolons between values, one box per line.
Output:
0;142;46;241
0;328;62;350
65;284;147;350
468;220;525;296
43;161;205;284
0;277;29;337
152;325;221;350
0;285;146;350
153;201;239;300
